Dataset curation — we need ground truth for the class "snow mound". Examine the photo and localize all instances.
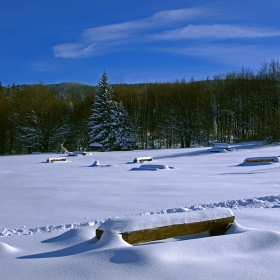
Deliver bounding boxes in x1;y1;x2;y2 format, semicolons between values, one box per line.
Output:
90;160;101;167
42;228;95;245
130;164;174;171
89;160;116;167
94;231;131;250
0;221;99;237
221;226;280;254
0;242;18;255
140;164;169;170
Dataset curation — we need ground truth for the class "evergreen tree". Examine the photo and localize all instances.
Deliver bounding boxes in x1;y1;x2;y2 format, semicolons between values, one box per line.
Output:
88;73;137;151
109;101;137;151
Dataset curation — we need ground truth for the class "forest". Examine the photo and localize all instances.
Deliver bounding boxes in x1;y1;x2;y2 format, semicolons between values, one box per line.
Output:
1;60;280;154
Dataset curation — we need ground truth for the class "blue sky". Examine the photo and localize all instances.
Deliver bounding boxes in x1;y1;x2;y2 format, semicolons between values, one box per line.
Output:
1;0;280;86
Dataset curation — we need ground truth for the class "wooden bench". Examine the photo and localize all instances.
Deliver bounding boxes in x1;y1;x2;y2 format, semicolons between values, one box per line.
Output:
212;142;230;147
68;151;87;156
210;144;235;153
46;157;67;163
96;208;234;244
133;157;154;163
244;156;280;164
139;164;169;170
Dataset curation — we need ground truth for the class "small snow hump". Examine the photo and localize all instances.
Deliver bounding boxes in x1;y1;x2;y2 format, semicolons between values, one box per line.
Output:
0;242;18;255
91;160;101;167
139;164;169;170
130;164;174;171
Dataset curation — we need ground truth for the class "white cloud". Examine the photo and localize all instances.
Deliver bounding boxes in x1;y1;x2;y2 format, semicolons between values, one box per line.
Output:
149;7;209;22
164;44;254;57
53;7;210;58
157;44;280;69
53;7;280;59
53;43;101;58
153;24;280;40
82;23;137;43
81;7;211;42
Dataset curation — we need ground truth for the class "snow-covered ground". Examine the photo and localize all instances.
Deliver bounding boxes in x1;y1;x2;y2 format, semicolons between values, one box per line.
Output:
1;142;280;279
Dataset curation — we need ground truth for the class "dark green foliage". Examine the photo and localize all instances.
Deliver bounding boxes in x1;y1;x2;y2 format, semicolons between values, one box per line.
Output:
88;73;137;151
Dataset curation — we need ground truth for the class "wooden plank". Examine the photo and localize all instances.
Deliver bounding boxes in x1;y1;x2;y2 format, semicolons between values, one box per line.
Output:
133;157;153;163
246;158;274;163
47;157;67;163
96;216;235;244
244;156;279;164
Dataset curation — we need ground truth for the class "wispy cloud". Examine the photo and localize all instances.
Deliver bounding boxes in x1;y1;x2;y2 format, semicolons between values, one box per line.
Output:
158;44;280;69
53;43;102;58
148;7;210;22
162;44;256;58
153;25;280;40
53;7;280;59
53;7;211;58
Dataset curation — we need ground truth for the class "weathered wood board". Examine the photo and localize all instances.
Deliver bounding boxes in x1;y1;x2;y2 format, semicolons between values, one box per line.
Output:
245;157;278;163
96;215;235;244
133;157;153;163
46;157;67;163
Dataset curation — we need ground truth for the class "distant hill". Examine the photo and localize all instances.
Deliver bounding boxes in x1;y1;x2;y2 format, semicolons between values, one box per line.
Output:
47;82;95;92
9;82;96;100
4;81;155;100
46;82;96;100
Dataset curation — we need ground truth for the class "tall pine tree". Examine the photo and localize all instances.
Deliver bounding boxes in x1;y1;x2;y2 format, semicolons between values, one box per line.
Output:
88;73;137;151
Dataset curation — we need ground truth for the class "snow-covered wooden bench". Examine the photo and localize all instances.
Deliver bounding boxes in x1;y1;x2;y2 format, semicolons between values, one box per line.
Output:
96;208;235;244
212;142;229;147
46;157;67;163
139;164;171;170
133;157;153;163
68;151;87;156
210;143;235;153
243;156;280;164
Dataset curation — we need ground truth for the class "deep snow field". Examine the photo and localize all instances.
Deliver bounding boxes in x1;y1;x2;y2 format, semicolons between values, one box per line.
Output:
1;142;280;279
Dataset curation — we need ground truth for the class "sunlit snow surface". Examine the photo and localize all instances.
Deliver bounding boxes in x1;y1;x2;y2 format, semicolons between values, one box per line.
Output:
1;142;280;279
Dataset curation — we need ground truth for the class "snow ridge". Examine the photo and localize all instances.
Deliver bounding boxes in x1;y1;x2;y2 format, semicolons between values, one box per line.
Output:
0;221;102;237
1;195;280;237
156;195;280;214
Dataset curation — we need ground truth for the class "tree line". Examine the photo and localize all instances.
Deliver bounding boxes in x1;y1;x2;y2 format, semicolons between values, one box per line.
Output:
1;60;280;154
